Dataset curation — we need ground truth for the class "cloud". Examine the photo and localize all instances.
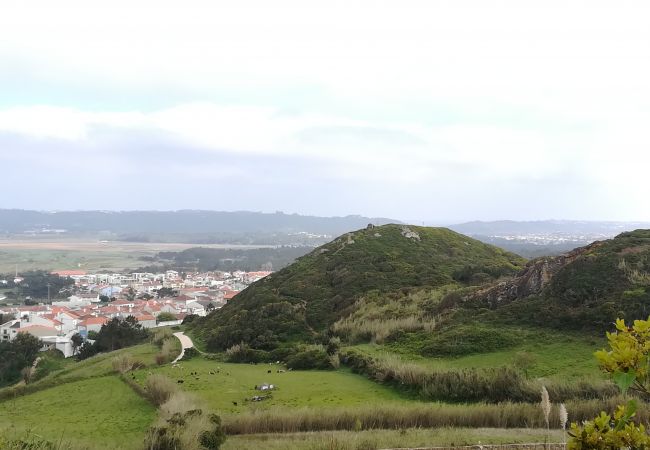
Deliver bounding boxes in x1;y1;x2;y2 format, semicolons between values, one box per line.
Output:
1;1;650;220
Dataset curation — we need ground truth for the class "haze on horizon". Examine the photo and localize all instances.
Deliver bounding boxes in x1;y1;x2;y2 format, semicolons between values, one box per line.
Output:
1;1;649;223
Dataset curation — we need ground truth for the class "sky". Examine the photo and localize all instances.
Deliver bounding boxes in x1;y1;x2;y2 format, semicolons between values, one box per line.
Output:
1;1;650;223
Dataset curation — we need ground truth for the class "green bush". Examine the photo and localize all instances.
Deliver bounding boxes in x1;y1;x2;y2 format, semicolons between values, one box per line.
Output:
285;348;331;370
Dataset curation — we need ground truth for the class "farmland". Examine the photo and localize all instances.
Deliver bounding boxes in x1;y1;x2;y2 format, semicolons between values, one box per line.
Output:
0;238;274;273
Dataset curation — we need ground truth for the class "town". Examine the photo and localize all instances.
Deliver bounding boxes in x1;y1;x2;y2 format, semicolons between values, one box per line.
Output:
0;269;272;357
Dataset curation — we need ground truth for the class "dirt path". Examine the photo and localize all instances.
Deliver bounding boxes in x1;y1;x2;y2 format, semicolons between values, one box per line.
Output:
172;332;194;364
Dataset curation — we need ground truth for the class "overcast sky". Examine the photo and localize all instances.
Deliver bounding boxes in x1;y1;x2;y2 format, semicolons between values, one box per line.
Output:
1;1;649;222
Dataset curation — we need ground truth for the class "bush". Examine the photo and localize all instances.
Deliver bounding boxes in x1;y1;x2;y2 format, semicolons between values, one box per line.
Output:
182;314;199;325
181;347;199;361
157;312;177;323
225;343;269;363
286;347;331;370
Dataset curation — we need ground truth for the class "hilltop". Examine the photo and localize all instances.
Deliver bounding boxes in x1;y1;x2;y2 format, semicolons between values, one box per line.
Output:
190;224;525;351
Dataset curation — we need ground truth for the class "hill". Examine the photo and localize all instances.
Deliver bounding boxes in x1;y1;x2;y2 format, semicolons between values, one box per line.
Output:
190;224;526;351
448;229;650;332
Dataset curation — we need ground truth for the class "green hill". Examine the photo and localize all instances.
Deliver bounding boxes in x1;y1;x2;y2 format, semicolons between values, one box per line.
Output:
190;224;525;351
451;229;650;332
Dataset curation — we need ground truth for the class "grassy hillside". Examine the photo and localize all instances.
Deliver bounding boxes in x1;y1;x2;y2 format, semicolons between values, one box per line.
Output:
0;376;156;450
190;224;525;351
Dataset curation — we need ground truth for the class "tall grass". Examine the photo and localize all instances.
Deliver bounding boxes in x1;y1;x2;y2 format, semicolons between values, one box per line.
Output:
333;316;436;344
112;354;144;374
144;390;226;450
151;328;173;347
341;350;617;403
222;398;647;435
145;374;179;406
331;288;447;344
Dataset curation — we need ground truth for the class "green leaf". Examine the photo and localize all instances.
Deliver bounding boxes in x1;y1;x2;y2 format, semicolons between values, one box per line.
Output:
613;370;637;394
615;399;638;431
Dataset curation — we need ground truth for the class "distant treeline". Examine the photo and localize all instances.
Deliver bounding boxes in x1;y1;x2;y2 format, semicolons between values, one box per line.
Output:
136;246;313;272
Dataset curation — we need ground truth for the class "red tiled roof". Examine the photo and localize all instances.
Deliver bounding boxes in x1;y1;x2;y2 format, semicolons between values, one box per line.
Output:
134;314;156;321
80;317;108;326
52;270;87;276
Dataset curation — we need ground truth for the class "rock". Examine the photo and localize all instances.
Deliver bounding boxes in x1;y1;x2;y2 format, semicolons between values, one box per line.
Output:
400;226;421;241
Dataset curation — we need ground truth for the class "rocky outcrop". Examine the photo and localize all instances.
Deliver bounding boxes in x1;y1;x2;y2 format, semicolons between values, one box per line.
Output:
466;240;604;308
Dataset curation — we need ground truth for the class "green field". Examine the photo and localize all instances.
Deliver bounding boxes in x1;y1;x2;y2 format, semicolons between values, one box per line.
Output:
133;359;416;414
0;376;156;449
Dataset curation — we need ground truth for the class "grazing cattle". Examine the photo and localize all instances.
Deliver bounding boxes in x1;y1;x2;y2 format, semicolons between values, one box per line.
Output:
177;380;184;384
267;370;272;374
232;401;238;406
277;370;285;373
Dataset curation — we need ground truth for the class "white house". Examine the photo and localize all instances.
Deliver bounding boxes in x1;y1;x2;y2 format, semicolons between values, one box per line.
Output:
0;319;20;342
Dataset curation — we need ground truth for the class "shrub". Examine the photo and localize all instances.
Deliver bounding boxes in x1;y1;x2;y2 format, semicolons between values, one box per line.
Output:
182;314;199;325
145;374;179;406
181;347;199;361
157;312;177;323
225;343;269;363
112;354;145;373
286;347;331;370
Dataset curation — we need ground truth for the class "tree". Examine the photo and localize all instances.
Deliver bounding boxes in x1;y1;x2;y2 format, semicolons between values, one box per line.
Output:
94;316;148;352
156;312;176;323
125;287;136;302
138;293;154;300
99;295;110;303
71;333;84;355
156;287;177;298
16;271;74;300
0;332;42;384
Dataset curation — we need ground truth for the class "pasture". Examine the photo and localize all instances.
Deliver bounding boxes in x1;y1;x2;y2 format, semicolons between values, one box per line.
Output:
0;376;156;450
133;359;415;414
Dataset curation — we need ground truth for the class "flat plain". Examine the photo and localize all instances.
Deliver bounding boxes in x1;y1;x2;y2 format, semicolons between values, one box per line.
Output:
0;238;274;272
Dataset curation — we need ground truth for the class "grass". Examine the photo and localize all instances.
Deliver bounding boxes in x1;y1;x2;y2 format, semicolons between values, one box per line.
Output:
222;428;566;450
352;329;604;381
0;343;160;402
0;376;157;450
133;359;417;414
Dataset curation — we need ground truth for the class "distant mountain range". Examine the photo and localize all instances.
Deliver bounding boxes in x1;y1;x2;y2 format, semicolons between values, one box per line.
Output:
0;209;398;245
